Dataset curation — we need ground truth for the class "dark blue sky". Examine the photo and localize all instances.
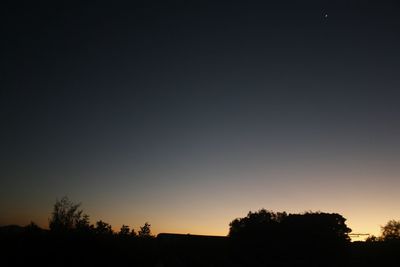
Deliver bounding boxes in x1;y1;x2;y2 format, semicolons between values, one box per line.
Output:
1;1;400;237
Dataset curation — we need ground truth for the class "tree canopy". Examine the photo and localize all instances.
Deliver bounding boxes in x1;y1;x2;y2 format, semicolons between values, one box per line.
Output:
49;196;89;232
229;209;351;244
381;220;400;241
95;220;113;235
138;222;152;237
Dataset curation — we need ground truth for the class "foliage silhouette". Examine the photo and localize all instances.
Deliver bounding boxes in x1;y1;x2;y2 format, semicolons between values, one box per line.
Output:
3;198;400;267
95;220;113;235
130;228;137;237
138;222;152;237
381;220;400;241
229;209;351;243
365;235;379;242
229;209;352;266
49;196;89;233
229;209;287;240
119;224;131;236
25;221;41;231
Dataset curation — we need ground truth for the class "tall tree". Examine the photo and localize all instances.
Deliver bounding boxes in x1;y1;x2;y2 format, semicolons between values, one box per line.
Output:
49;196;88;232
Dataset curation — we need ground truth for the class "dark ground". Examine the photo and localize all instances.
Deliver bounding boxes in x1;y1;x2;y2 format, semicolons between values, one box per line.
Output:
1;226;399;267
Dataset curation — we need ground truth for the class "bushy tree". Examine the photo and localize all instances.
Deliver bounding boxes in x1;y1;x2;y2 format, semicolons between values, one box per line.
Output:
381;220;400;241
228;209;351;266
229;209;287;239
95;220;113;235
119;225;131;236
49;196;89;232
229;209;351;244
365;235;379;242
76;214;92;231
138;222;152;237
285;212;352;242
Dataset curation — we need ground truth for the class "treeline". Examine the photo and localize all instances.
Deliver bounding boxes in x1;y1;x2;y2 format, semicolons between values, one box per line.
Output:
1;197;158;267
48;196;153;238
1;198;400;266
227;209;400;266
228;209;350;266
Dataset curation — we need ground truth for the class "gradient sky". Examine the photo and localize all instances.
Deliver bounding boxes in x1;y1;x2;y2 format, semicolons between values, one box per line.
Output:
1;1;400;240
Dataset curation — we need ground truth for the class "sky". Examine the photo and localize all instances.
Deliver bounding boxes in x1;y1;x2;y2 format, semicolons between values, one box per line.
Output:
1;1;400;240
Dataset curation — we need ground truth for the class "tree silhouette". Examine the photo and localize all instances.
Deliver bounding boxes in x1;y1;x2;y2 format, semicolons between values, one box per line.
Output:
25;221;40;231
24;221;44;236
283;212;352;243
75;214;93;233
365;235;379;242
138;222;152;237
130;228;137;237
229;209;351;243
95;220;113;235
381;220;400;241
49;196;88;232
228;209;351;266
229;209;287;239
119;225;131;236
